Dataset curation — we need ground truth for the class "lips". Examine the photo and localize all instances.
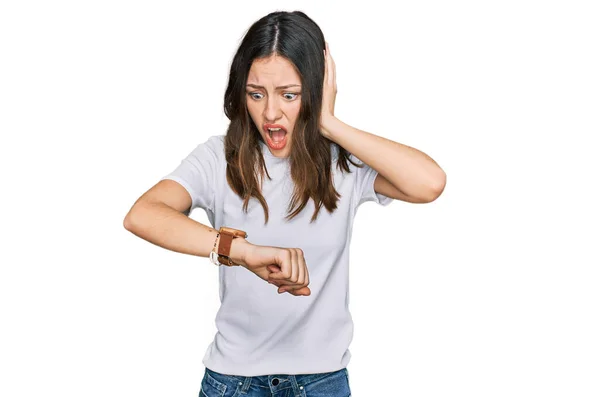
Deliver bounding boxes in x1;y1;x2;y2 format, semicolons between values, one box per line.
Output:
263;123;288;149
263;124;287;133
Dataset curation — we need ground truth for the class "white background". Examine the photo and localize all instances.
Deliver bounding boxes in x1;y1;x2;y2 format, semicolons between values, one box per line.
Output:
1;0;599;396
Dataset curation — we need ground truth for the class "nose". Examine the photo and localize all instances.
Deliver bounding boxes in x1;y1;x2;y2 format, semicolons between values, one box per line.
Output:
263;96;282;122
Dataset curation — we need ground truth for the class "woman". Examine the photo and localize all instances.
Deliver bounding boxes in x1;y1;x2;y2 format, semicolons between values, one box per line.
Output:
124;10;446;397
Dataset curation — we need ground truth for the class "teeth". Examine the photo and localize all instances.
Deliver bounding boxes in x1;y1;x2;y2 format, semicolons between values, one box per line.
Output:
267;127;286;140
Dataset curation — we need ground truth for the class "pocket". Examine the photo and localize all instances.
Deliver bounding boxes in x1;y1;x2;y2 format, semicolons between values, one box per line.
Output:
200;371;226;397
300;369;351;397
200;369;243;397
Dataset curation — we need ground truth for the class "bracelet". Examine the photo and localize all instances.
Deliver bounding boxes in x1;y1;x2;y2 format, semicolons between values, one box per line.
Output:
213;232;220;251
209;232;220;266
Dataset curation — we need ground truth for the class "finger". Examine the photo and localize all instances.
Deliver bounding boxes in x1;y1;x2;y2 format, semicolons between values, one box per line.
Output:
279;278;305;293
328;44;336;88
277;249;305;289
323;49;328;83
279;285;311;296
271;275;303;289
296;286;311;296
296;251;307;287
278;280;302;292
270;249;299;284
267;264;281;273
290;249;299;284
280;252;310;294
266;264;281;283
325;42;331;86
297;257;306;287
268;276;287;288
269;273;298;287
269;250;291;281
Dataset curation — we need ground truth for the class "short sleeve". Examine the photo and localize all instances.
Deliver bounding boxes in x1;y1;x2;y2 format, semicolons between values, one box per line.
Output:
352;155;394;208
159;135;223;215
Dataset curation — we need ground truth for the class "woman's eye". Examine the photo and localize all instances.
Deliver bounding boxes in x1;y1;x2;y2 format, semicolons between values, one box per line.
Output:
247;92;298;101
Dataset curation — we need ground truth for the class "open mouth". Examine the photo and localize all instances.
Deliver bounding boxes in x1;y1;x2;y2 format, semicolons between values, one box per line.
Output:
264;126;288;150
267;127;287;143
263;124;288;150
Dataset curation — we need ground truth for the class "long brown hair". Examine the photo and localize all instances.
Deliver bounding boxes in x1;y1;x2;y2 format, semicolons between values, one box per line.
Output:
223;11;362;224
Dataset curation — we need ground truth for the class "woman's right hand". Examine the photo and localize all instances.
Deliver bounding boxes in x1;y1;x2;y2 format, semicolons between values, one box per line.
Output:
235;241;311;296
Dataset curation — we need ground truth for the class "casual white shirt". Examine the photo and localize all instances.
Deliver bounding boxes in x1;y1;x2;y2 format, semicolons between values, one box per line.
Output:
161;135;392;376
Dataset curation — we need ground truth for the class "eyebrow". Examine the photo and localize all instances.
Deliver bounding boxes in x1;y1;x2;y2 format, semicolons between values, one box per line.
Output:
246;84;301;90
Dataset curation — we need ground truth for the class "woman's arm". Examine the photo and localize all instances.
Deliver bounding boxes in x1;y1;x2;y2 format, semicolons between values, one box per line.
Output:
320;44;446;203
123;180;249;264
322;116;447;203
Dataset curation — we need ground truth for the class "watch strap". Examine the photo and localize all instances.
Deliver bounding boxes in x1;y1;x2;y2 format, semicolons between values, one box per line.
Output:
217;227;247;266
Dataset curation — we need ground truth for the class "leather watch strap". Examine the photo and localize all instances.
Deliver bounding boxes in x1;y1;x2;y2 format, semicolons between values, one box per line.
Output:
217;227;247;266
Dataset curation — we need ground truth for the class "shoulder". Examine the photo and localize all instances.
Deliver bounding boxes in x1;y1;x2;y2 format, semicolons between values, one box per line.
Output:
206;134;225;149
198;134;226;159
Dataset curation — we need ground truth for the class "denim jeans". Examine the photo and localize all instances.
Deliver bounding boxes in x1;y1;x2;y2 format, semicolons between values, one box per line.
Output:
199;366;352;397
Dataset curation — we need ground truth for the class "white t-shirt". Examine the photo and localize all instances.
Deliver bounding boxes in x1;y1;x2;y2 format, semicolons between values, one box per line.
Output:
161;135;393;376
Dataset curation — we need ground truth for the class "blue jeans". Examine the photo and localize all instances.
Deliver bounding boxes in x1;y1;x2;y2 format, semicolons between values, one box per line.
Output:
200;366;352;397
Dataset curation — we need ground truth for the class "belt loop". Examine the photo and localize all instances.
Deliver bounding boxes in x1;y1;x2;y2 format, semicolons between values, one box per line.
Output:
289;374;305;397
241;376;252;392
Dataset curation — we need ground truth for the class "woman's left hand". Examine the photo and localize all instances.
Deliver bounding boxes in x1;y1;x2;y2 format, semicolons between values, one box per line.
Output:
320;42;337;138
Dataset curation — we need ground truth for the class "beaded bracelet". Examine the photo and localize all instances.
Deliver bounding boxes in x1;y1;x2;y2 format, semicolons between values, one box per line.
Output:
209;232;220;266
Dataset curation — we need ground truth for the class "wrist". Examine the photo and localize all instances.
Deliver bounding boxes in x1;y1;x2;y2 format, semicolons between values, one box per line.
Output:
229;238;251;268
321;115;340;141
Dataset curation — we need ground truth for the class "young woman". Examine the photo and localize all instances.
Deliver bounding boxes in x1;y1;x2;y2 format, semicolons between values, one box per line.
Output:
124;10;446;397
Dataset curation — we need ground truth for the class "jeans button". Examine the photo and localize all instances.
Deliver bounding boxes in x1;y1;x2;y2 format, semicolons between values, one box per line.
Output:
272;379;279;386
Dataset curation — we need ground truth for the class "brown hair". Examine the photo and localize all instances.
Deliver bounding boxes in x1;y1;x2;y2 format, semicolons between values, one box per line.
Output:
223;11;362;224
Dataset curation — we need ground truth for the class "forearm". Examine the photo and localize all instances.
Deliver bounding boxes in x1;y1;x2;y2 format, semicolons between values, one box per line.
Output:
123;201;250;266
323;116;446;201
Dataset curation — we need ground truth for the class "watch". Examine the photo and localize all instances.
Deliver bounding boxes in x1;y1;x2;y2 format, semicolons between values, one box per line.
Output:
209;226;248;267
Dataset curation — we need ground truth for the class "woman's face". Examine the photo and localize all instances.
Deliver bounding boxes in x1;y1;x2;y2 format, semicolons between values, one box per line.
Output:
246;55;302;158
